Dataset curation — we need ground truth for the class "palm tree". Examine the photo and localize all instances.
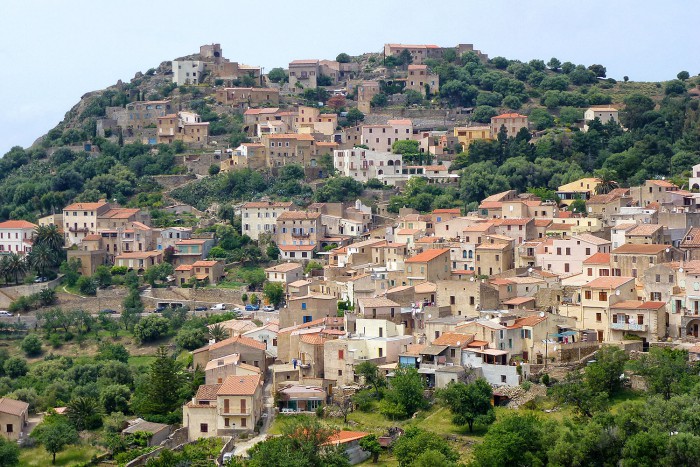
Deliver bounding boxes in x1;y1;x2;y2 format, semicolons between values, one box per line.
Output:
6;253;26;285
594;168;620;195
66;396;101;431
34;224;64;253
28;243;56;278
0;256;10;284
208;323;228;343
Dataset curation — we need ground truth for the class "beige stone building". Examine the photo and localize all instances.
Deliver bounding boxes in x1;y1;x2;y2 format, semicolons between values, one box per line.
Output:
241;201;294;241
280;293;337;329
404;248;451;284
204;353;261;385
0;398;29;441
405;65;439;96
157;111;209;145
183;374;263;439
262;133;319;168
490;113;528;139
193;336;269;372
62;200;111;246
214;87;279;108
221;143;267;172
265;263;304;288
276;211;323;261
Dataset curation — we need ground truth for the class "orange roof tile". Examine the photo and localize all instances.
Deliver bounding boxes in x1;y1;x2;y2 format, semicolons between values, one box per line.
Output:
300;334;327;345
323;431;370;446
611;300;666;310
217;374;261;396
612;244;671;255
493;113;527;119
433;332;473;347
583;252;610;265
405;248;450;263
63;201;108;211
0;220;37;229
196;384;222;401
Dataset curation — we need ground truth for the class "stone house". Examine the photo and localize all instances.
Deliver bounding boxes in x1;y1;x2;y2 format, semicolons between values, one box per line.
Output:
193;336;269;373
0;398;29;441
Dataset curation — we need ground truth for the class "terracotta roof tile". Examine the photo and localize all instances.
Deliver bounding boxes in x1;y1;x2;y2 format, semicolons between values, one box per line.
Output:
0;220;37;229
433;332;473;347
196;384;222;401
584;276;634;289
217;374;261;396
405;248;450;263
583;252;610;265
612;244;671;255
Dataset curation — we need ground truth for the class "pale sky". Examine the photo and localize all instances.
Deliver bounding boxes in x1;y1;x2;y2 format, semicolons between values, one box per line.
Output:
1;0;698;155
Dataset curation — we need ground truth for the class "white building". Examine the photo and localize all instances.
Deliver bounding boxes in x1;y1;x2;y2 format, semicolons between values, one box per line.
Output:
689;163;700;191
0;221;37;255
241;201;294;241
583;107;619;132
173;60;205;85
361;119;413;153
334;149;402;183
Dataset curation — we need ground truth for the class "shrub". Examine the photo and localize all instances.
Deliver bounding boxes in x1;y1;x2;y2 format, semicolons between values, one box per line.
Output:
21;334;42;357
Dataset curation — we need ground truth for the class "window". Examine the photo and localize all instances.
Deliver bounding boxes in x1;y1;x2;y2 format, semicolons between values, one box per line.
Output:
301;302;307;310
200;423;208;433
241;418;247;428
338;369;343;376
637;314;644;325
338;350;344;359
5;424;12;433
655;274;661;282
596;313;602;322
599;291;608;301
450;348;456;358
302;315;312;323
585;248;591;255
224;417;230;427
585;290;592;300
224;398;230;412
565;248;571;255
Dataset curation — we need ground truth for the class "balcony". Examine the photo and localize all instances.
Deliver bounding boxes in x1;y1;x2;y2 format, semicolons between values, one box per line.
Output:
68;227;90;233
219;408;251;416
291;231;310;238
611;322;647;332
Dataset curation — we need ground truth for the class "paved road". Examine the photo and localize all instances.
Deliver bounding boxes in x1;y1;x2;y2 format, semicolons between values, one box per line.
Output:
232;371;275;457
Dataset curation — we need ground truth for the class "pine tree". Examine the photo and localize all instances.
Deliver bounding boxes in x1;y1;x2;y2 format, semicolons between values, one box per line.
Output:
137;346;182;416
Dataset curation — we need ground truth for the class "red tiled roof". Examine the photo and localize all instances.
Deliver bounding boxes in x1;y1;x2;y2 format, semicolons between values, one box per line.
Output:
323;431;370;446
196;384;222;401
583;252;610;265
433;332;473;347
405;248;449;263
193;335;267;353
612;244;671;255
611;300;666;310
0;220;37;229
63;201;108;211
493;113;527;119
217;374;261;396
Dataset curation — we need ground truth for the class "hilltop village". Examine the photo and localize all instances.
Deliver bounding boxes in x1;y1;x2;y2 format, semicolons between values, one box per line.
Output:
0;41;700;466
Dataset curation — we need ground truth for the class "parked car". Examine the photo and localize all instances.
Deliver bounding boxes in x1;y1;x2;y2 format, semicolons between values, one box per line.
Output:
194;306;208;312
245;304;259;311
210;303;226;311
100;309;118;314
262;305;275;312
33;276;48;283
154;305;166;313
0;311;12;317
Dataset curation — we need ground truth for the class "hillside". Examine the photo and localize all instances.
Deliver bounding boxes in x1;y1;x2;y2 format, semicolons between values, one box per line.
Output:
0;45;697;224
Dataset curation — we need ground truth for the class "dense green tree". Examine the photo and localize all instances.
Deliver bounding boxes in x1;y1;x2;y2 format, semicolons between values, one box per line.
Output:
268;67;287;83
472;413;555;467
263;281;284;307
437;379;495;432
335;53;351;63
380;366;426;419
358;434;382;463
677;70;690;80
21;333;42;357
355;360;385;397
588;64;607;77
4;357;27;378
345;108;365;126
133;346;182;416
31;412;80;464
633;347;695;400
314;177;364;203
0;436;19;467
100;384;131;414
133;315;170;343
547;57;561;71
392;427;459;467
121;288;143;331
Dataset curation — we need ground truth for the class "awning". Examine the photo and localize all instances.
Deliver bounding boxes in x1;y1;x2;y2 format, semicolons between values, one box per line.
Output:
420;345;448;356
475;348;509;356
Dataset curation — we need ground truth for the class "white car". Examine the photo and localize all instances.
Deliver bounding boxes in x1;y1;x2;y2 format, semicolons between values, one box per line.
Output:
262;305;275;312
210;303;226;311
0;311;12;317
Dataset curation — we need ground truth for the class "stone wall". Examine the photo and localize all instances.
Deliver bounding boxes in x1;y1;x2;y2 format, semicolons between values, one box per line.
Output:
557;343;599;363
147;286;246;308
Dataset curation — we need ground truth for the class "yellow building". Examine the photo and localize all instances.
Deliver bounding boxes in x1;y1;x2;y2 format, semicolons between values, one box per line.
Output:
453;126;492;149
556;178;602;206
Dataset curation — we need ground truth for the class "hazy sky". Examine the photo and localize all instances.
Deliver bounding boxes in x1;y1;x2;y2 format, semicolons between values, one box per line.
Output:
1;0;698;155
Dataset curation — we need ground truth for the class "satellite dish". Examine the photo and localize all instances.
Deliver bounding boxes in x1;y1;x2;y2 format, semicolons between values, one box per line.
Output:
528;267;533;273
615;290;620;296
680;268;684;273
539;312;545;317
